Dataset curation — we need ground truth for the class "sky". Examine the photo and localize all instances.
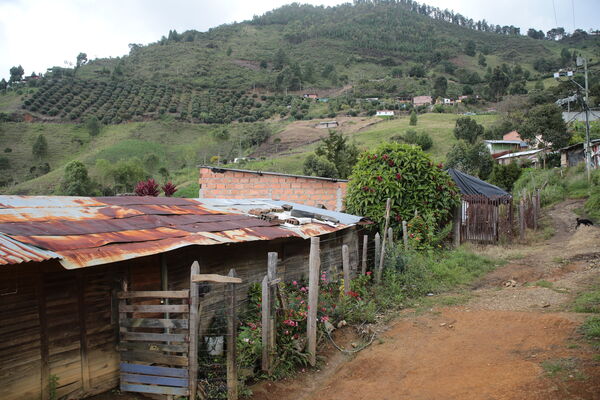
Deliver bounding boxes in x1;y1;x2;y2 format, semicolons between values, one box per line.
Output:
1;0;599;81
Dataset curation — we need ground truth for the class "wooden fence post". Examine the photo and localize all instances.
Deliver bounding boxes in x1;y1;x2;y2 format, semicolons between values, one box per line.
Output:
307;237;320;367
342;244;350;295
377;198;392;283
260;275;270;372
361;235;368;275
532;191;538;231
452;205;461;248
519;198;525;240
402;220;408;250
227;269;238;400
189;262;200;400
374;233;381;272
387;227;393;247
267;253;277;364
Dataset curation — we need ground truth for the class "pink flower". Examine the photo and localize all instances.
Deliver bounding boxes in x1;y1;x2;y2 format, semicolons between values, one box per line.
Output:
320;316;329;322
300;287;307;292
292;281;297;286
366;271;372;276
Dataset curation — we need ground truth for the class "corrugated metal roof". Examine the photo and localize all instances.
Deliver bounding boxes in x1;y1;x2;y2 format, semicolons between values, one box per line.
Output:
0;233;60;265
0;196;362;269
497;148;546;159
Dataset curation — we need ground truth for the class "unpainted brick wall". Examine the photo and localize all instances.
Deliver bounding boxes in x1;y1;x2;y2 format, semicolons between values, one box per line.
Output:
199;168;348;211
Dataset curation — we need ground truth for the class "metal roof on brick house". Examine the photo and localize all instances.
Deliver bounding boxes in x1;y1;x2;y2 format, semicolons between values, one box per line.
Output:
0;196;365;269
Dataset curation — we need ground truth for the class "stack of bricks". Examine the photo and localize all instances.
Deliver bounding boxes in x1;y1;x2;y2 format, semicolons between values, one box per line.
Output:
199;167;348;211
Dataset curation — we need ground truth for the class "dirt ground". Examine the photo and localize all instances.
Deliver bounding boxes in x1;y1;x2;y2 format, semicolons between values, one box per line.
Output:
250;116;382;157
250;199;600;400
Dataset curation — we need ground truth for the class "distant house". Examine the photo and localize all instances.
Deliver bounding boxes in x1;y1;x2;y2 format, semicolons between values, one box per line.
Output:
443;98;454;105
317;121;339;129
317;98;329;103
484;139;528;156
376;110;395;117
496;148;548;166
458;95;469;102
396;97;412;104
502;130;522;141
560;139;600;168
365;97;379;102
303;93;319;99
413;96;432;107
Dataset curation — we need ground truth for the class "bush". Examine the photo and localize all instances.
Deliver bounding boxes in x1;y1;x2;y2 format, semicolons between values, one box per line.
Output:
584;187;600;222
581;316;600;339
346;142;460;233
488;163;522;192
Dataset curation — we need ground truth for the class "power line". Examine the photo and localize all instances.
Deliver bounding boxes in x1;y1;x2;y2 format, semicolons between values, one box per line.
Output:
572;0;576;31
552;0;559;27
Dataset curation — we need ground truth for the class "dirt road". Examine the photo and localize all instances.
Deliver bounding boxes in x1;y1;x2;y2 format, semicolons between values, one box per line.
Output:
251;200;600;400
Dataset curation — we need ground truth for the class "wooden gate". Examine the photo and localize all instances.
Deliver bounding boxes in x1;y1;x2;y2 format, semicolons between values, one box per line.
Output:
117;286;195;398
460;195;513;244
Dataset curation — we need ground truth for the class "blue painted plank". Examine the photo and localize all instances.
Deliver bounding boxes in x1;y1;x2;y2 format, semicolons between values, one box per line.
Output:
121;373;188;387
120;362;188;378
120;383;188;396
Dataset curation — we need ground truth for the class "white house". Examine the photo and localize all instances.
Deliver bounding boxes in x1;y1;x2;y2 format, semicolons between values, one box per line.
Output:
376;110;395;117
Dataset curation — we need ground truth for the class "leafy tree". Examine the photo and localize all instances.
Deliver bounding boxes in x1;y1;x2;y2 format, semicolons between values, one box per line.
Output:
408;65;425;78
454;117;484;144
527;28;544;39
488;162;522;192
0;157;10;170
433;76;448;98
303;154;339;178
478;53;487;67
446;141;494;179
0;79;7;90
391;67;403;78
304;130;359;179
464;40;476;56
32;134;48;159
462;85;474;95
60;161;96;196
273;48;288;70
84;116;101;136
409;110;417;126
403;129;432;150
519;104;569;150
560;48;571;66
9;65;24;83
546;27;565;41
76;52;88;68
346;142;460;232
487;66;510;101
226;47;232;56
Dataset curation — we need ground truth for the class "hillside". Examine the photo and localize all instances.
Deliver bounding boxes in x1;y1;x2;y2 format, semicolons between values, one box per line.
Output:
2;1;591;126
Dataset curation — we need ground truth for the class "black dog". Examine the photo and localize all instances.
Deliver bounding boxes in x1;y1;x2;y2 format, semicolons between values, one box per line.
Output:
576;217;594;229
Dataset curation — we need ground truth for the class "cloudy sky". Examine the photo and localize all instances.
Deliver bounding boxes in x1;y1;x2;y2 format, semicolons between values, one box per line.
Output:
1;0;599;80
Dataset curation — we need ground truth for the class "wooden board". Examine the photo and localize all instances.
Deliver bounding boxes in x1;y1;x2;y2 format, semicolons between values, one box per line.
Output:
191;274;242;284
120;383;188;396
117;342;188;353
120;351;189;366
121;373;188;387
119;304;188;313
120;362;188;377
121;332;188;343
117;290;189;299
120;318;189;329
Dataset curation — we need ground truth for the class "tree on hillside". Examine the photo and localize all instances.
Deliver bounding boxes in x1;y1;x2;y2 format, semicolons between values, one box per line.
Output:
546;27;565;41
488;162;522;192
527;28;545;39
0;79;7;90
478;53;487;67
519;103;569;150
454;117;484;144
446;141;494;179
32;134;48;159
273;48;288;70
487;66;510;101
84;116;101;136
303;130;359;179
409;110;418;126
60;161;96;196
408;65;425;78
433;76;448;98
76;53;88;68
9;65;24;83
464;40;476;56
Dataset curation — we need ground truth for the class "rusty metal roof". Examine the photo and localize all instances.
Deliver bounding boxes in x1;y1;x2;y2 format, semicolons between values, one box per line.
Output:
0;196;360;269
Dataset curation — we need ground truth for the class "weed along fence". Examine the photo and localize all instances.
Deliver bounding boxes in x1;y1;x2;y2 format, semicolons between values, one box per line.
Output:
518;189;542;240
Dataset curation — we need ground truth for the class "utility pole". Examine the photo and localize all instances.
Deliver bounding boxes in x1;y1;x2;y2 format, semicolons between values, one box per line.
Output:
579;56;592;183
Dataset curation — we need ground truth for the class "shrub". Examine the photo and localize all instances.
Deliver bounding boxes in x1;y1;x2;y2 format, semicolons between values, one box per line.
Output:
488;163;522;192
581;316;600;339
346;142;460;233
135;179;160;196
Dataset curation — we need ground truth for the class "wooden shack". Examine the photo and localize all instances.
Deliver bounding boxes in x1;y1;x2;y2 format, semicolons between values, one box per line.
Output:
0;196;367;400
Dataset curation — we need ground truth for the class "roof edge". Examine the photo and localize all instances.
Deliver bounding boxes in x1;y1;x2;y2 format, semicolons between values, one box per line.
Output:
198;166;349;183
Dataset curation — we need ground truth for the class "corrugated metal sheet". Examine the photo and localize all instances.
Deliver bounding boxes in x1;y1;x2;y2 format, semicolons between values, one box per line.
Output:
0;196;362;269
0;233;60;265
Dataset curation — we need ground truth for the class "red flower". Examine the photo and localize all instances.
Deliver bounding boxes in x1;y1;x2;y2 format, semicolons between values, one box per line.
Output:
396;173;402;180
437;163;443;169
376;176;383;182
388;160;395;167
382;154;389;160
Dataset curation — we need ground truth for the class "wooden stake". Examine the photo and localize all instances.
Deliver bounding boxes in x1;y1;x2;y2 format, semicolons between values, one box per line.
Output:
377;198;392;283
267;253;277;365
361;235;368;275
260;275;270;372
402;220;409;249
374;233;381;272
307;237;320;367
519;198;525;240
452;205;461;248
227;269;238;400
387;227;393;247
342;244;350;295
189;261;200;400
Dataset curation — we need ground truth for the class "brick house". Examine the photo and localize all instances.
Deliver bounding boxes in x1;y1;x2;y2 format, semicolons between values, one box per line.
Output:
199;166;348;211
413;95;432;107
